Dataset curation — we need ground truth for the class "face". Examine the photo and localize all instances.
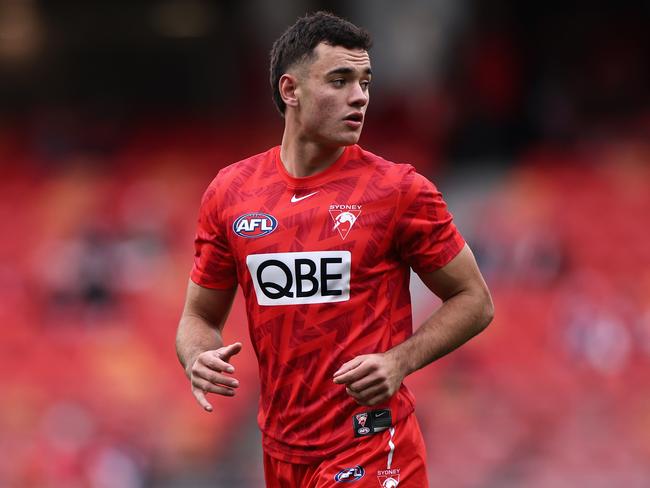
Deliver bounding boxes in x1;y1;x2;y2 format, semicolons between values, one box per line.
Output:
291;43;372;147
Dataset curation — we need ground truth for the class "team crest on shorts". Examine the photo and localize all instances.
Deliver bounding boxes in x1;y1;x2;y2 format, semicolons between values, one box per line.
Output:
377;468;400;487
329;204;361;240
355;412;369;435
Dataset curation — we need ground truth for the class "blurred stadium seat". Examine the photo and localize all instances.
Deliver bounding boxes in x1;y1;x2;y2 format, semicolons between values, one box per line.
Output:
1;1;649;486
2;120;649;486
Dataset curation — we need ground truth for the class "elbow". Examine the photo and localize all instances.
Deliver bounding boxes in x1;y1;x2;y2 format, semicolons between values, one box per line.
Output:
478;291;495;332
467;283;493;334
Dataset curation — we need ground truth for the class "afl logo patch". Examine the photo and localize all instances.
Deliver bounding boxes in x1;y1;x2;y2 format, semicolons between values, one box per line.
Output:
233;213;278;238
334;465;365;482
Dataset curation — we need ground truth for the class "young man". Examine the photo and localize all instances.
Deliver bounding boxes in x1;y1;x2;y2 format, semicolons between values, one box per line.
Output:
176;11;493;487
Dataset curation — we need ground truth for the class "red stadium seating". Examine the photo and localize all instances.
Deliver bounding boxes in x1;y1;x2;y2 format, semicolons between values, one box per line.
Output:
1;123;649;486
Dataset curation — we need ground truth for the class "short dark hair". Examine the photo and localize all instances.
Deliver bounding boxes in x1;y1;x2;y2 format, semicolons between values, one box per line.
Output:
269;11;372;116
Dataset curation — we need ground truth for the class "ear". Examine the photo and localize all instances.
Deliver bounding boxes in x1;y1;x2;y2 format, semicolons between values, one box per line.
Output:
279;73;300;109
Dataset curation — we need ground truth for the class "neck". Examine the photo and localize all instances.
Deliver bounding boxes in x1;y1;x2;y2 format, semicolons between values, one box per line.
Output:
280;130;345;178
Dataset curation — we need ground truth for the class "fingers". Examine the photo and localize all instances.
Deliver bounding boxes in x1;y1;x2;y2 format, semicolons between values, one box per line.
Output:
334;353;403;406
191;352;239;385
192;387;213;412
189;367;239;412
333;357;373;385
193;368;240;389
191;381;238;412
346;387;390;406
188;343;242;412
333;356;363;379
218;342;242;362
347;374;382;393
346;383;387;406
193;377;236;397
201;353;236;374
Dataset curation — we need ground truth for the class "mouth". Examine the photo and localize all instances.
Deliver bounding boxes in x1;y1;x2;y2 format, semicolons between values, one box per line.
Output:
343;112;364;128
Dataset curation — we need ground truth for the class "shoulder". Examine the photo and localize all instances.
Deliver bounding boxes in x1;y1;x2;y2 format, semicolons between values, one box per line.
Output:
354;145;428;191
202;146;277;205
354;147;446;219
211;146;276;185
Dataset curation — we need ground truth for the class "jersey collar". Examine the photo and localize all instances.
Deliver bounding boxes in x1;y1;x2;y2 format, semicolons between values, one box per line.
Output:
274;145;356;189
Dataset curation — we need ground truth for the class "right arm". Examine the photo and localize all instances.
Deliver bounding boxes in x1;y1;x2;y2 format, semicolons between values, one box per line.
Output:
176;279;241;412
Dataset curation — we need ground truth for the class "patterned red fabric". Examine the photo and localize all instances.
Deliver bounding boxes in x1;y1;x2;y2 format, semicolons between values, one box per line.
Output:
191;144;464;463
263;413;428;487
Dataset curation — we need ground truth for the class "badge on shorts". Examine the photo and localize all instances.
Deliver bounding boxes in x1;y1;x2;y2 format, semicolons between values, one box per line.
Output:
377;468;401;487
352;409;392;437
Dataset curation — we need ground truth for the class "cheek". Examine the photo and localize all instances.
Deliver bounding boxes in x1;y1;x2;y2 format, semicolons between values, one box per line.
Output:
313;94;339;120
302;95;335;128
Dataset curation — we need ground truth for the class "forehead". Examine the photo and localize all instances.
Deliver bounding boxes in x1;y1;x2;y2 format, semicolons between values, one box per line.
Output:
308;43;371;75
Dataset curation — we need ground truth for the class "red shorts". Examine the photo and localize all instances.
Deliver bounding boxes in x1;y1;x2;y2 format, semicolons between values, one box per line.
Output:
263;413;428;487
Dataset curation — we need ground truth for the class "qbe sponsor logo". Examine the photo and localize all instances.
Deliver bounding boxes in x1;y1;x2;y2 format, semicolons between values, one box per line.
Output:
232;212;278;238
334;465;365;482
246;251;351;306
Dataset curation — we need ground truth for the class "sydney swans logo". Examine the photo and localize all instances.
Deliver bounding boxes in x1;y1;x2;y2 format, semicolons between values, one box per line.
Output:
329;204;361;240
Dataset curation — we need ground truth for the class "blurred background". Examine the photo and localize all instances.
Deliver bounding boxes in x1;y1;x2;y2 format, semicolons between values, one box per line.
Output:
1;0;649;486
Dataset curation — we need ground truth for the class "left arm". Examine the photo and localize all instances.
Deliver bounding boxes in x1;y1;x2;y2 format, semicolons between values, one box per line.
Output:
333;244;494;406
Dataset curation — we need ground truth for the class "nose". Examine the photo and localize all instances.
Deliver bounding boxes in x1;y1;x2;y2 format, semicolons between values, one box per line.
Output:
349;82;368;108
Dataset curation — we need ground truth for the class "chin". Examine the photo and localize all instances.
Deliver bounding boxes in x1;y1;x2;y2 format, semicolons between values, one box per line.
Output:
316;129;362;147
337;131;362;146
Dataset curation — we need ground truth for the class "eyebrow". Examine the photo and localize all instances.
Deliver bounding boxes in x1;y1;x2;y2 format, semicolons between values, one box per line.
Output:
326;67;373;77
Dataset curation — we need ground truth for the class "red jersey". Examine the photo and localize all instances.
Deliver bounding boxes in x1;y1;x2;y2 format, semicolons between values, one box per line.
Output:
191;144;464;463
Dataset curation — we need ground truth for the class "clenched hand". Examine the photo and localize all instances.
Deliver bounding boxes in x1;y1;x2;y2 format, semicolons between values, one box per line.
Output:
333;352;406;406
187;342;242;412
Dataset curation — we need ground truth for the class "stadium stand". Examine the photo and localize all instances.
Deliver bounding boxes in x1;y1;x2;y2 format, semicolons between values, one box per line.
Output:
1;120;649;486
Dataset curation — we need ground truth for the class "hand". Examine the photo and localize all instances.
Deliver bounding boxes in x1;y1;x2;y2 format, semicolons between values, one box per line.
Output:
188;342;242;412
332;352;406;406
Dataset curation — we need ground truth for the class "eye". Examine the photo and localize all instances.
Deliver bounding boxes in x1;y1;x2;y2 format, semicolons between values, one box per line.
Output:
360;80;371;90
331;79;346;87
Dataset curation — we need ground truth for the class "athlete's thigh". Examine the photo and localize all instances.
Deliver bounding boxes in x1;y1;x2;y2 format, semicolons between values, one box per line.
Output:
310;413;429;487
